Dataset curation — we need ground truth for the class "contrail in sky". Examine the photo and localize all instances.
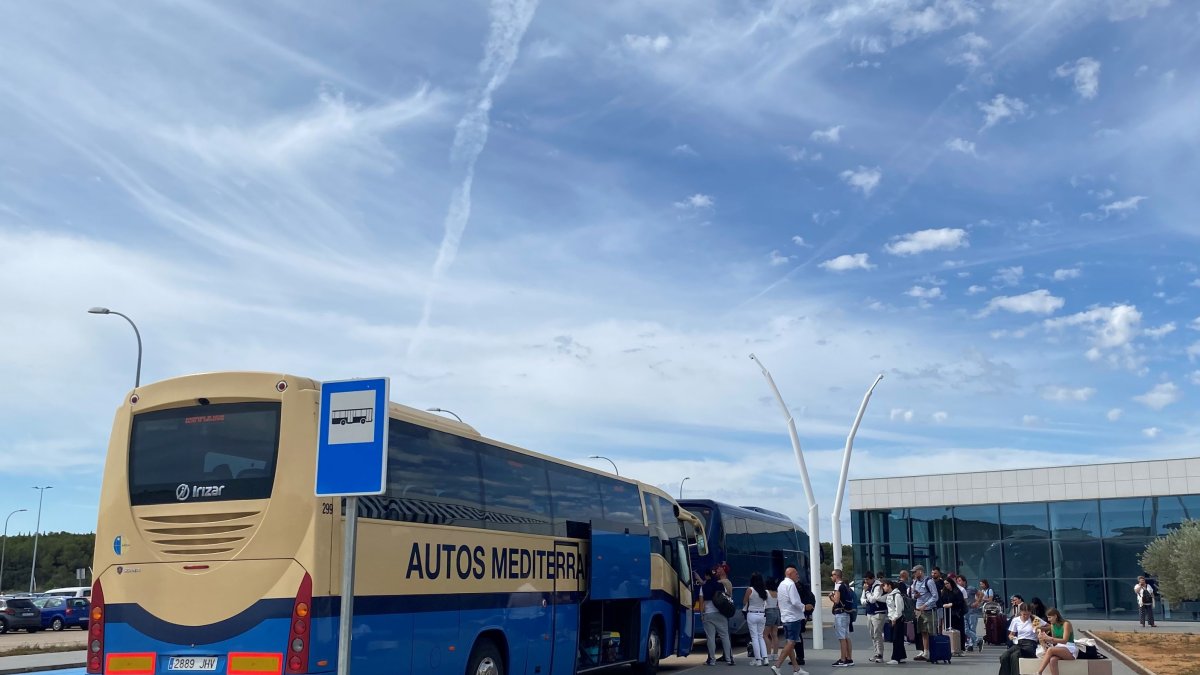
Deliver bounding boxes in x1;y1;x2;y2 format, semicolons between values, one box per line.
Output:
406;0;539;363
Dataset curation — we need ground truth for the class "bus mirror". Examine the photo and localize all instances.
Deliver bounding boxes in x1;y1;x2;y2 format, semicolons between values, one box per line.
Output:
696;534;708;556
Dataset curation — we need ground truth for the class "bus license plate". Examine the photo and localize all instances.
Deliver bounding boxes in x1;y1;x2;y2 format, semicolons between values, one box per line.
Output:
168;657;218;671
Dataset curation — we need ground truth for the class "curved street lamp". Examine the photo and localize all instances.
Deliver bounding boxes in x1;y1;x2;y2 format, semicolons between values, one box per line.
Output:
88;307;143;388
425;408;464;423
1;508;27;593
588;455;619;476
679;477;690;499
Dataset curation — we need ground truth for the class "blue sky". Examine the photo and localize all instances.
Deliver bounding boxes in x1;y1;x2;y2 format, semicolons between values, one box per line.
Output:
1;0;1198;543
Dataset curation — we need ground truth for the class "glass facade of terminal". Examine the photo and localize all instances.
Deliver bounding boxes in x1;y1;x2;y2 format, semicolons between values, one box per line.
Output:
851;494;1200;621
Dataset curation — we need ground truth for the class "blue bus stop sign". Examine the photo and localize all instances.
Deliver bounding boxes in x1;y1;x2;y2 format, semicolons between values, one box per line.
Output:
316;377;390;496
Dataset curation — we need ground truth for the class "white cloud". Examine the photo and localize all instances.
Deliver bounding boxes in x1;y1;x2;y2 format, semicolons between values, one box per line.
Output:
1102;0;1169;21
1143;322;1176;339
1190;279;1200;288
1190;371;1200;386
1022;415;1042;427
1142;427;1161;439
623;33;672;54
1133;382;1180;410
1041;386;1096;402
780;145;809;162
906;286;944;299
890;408;914;422
1044;305;1142;356
1189;316;1200;331
1106;408;1123;421
1100;195;1147;217
792;235;811;247
768;250;792;266
885;227;969;256
932;411;948;423
840;166;882;196
948;31;989;69
1186;341;1200;362
945;138;977;155
674;193;713;209
978;94;1029;130
1052;268;1081;281
810;125;843;143
966;285;987;296
993;266;1024;287
819;253;875;272
1055;57;1102;99
980;289;1065;317
671;144;698;157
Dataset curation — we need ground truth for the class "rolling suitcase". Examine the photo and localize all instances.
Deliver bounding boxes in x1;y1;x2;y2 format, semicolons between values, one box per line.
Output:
927;633;952;664
944;608;962;655
985;613;1007;646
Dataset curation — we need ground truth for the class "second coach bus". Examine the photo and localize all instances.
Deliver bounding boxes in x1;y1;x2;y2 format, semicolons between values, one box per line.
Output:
89;372;707;675
677;500;810;637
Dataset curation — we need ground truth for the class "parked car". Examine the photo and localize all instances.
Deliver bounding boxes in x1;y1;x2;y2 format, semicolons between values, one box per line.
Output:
43;587;90;598
0;597;42;633
33;596;89;631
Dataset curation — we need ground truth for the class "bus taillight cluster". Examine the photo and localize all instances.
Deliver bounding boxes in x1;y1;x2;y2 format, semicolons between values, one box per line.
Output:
286;574;312;673
87;580;105;673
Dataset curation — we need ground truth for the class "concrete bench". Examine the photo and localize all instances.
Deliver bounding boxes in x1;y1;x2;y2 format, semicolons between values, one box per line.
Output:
1019;657;1111;675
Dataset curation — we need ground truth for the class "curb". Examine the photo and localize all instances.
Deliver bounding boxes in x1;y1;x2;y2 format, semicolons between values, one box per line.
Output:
1082;630;1157;675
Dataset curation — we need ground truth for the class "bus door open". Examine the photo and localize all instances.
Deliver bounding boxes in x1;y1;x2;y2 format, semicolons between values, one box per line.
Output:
551;539;583;673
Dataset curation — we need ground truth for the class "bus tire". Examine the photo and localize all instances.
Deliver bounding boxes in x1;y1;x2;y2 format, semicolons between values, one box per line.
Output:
632;622;662;675
465;638;504;675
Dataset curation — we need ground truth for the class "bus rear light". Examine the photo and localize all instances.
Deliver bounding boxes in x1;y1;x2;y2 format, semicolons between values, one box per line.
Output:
276;380;288;392
285;574;312;674
87;580;105;674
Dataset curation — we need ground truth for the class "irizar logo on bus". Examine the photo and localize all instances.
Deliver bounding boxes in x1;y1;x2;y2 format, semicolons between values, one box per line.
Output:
176;483;225;501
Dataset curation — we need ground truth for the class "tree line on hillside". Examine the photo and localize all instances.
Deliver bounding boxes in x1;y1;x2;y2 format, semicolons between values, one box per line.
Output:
0;532;95;594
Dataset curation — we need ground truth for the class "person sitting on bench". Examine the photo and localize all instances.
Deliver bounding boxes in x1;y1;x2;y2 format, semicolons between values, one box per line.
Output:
1035;608;1077;675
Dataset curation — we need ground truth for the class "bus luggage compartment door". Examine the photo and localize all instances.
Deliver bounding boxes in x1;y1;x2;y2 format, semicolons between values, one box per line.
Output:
588;524;651;600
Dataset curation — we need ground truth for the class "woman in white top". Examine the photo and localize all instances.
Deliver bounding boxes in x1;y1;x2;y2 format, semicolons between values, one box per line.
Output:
743;572;770;666
998;604;1038;675
763;578;781;659
883;579;907;665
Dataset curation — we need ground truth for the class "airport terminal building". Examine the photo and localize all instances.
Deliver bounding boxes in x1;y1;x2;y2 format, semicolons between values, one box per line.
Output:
848;456;1200;621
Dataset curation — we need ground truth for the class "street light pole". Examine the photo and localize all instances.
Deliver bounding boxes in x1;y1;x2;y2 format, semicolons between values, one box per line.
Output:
749;353;824;650
29;487;51;593
425;408;464;423
832;373;884;572
679;477;690;499
88;307;143;388
1;509;27;594
587;455;619;476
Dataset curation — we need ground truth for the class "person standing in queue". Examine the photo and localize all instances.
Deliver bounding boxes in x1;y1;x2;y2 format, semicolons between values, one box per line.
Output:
830;569;855;668
883;578;908;665
701;567;735;666
770;566;810;675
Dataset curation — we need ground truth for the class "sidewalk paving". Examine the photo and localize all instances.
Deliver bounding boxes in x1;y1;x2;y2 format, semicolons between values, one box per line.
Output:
676;620;1149;674
0;652;83;675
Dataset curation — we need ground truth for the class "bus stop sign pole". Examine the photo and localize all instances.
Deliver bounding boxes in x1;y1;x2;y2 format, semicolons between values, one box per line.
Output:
316;377;390;675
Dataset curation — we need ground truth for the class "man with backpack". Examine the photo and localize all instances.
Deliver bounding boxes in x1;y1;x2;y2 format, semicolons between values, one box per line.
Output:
908;565;939;661
862;571;888;664
829;569;855;667
1135;576;1156;628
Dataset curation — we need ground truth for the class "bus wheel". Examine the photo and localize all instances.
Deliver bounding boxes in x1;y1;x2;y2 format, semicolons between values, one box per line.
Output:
466;639;503;675
632;624;662;674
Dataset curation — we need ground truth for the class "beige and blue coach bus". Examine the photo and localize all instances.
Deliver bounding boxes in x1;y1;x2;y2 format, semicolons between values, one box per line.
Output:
89;372;706;675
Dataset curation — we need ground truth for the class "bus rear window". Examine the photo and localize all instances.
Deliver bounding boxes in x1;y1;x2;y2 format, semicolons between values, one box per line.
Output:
129;402;281;506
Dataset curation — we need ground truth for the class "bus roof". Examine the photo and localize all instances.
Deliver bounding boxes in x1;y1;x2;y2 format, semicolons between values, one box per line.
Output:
677;498;806;533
